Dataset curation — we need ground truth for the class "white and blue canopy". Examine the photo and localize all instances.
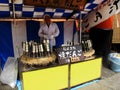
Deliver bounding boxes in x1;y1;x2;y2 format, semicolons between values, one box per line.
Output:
0;0;106;19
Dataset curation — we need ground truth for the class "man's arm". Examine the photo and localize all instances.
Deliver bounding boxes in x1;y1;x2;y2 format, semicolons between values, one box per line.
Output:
52;23;60;38
38;26;49;39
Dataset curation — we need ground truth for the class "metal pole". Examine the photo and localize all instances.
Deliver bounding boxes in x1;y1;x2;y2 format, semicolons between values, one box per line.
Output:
11;0;16;24
77;11;82;44
12;0;20;58
79;11;82;44
11;0;16;18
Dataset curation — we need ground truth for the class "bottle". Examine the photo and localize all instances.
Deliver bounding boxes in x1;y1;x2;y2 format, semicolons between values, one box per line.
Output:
25;41;29;56
35;44;39;58
32;44;36;58
38;44;44;57
22;42;26;56
85;40;89;51
87;39;92;50
46;39;51;56
81;40;85;52
43;39;50;56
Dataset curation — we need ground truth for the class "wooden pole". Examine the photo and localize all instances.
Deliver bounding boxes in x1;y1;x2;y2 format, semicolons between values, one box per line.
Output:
68;58;71;90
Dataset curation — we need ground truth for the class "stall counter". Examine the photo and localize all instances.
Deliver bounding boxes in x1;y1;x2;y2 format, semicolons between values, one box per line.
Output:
19;57;102;90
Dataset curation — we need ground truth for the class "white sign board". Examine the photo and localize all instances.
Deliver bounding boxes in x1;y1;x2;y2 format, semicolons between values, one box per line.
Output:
82;0;120;31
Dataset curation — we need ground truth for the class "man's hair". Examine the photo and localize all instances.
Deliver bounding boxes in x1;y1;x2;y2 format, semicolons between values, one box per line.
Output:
43;14;51;19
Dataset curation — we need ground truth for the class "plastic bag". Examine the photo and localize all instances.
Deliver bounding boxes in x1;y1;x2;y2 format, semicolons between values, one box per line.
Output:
108;53;120;72
0;57;18;88
108;53;120;64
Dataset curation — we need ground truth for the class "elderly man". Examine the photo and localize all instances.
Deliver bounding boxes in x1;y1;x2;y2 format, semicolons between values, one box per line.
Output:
38;14;60;47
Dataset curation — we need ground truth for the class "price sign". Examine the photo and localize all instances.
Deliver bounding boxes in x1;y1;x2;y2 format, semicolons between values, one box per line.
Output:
56;45;83;64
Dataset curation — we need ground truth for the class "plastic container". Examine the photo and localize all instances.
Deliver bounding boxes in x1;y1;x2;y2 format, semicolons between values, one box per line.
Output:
110;61;120;72
108;53;120;72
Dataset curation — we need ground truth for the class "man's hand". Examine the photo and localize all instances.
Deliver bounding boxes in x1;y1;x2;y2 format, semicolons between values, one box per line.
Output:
43;35;49;39
50;35;54;39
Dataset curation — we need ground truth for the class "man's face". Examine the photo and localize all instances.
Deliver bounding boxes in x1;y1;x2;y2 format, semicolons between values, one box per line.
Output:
44;16;51;25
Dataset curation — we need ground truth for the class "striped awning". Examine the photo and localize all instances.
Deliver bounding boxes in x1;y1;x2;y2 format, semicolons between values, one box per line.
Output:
0;0;106;19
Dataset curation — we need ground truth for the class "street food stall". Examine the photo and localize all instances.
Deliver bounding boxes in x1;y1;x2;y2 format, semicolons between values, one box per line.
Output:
18;0;102;90
0;0;120;90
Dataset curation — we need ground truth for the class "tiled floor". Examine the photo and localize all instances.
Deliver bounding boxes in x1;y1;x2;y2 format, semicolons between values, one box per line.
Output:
0;82;18;90
78;66;120;90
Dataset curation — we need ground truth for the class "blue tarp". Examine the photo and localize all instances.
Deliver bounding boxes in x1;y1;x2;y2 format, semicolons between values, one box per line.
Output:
0;22;14;69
